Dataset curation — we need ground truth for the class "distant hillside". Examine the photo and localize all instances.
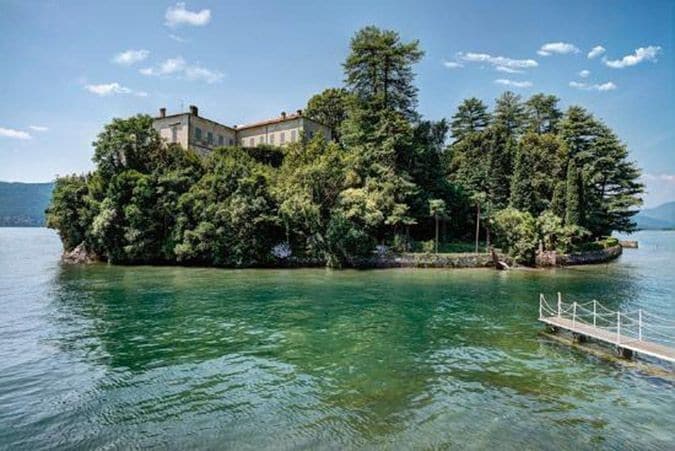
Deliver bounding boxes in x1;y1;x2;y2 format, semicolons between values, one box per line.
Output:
635;201;675;230
0;181;54;226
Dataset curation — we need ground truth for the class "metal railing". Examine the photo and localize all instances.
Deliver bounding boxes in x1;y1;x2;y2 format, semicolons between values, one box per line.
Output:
539;293;675;347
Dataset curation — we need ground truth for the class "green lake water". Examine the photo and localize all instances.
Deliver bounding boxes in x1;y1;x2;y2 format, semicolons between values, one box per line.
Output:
0;228;673;450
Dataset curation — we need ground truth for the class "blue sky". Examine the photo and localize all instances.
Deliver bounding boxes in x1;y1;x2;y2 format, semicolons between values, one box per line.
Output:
1;0;673;207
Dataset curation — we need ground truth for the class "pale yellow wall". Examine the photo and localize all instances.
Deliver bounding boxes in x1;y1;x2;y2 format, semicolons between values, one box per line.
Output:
236;118;304;147
153;115;190;149
236;117;332;147
189;115;237;156
153;113;333;155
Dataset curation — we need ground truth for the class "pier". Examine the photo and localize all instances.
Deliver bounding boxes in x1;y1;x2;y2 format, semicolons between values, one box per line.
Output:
539;293;675;363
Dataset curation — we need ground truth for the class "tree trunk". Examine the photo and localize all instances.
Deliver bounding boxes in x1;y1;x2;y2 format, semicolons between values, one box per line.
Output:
475;203;481;253
435;214;439;254
486;227;491;252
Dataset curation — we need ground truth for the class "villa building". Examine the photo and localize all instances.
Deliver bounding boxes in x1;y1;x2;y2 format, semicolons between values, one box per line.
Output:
152;105;332;155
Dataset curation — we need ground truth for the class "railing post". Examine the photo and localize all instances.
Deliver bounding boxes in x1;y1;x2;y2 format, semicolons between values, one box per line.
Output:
616;311;621;345
638;309;642;341
557;292;562;318
539;296;543;319
572;302;577;328
593;300;597;328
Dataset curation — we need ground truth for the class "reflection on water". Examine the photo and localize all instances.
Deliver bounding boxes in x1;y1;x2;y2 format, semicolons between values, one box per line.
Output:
0;228;673;449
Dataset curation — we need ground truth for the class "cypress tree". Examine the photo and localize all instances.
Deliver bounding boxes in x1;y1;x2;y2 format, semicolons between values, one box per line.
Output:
565;160;583;226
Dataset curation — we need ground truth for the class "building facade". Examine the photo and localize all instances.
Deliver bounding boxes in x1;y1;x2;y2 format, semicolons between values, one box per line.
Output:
152;105;331;156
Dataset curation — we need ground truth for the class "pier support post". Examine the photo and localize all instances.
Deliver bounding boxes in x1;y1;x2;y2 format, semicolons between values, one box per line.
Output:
616;347;634;359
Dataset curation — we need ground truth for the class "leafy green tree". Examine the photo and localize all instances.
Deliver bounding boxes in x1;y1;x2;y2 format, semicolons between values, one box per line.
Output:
450;97;491;142
305;88;350;142
92;115;164;182
525;94;562;134
509;133;566;214
492;208;538;264
46;174;96;251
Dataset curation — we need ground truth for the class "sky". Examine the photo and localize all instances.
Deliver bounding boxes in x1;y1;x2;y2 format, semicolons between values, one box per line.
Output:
0;0;673;207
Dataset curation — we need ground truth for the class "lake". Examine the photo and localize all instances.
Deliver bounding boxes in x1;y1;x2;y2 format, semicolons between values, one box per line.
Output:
0;228;673;449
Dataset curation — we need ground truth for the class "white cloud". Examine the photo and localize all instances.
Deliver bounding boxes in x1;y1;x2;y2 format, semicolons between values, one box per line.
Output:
537;42;580;56
578;69;590;78
569;80;617;91
603;46;661;68
28;125;48;132
184;66;224;83
443;61;463;69
85;82;148;97
494;79;533;88
587;45;606;59
495;66;523;74
0;127;31;140
458;52;538;69
140;56;223;83
112;49;149;65
168;33;186;43
165;2;211;27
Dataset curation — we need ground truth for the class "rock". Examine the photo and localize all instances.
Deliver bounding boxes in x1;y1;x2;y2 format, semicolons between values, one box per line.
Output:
619;240;638;249
62;242;100;264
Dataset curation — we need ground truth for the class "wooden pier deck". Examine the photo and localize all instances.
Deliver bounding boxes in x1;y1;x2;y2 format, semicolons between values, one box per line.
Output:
539;294;675;364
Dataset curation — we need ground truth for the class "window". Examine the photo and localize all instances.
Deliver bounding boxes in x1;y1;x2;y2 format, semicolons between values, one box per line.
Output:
207;131;213;144
229;138;234;146
259;136;264;144
195;127;202;141
308;131;314;139
291;130;296;142
249;137;254;147
171;126;178;143
218;135;224;146
280;132;285;144
270;134;275;145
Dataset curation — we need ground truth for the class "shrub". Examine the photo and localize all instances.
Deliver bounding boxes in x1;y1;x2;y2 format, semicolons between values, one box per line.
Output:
492;208;538;264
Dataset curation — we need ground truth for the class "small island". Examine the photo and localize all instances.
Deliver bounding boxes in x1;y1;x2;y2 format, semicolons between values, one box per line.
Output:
47;27;643;269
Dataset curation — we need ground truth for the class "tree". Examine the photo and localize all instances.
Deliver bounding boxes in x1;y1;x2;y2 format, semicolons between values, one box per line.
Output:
92;114;165;182
509;133;566;215
494;91;527;136
450;97;491;142
428;199;446;253
340;27;423;240
525;94;562;134
492;208;538;264
305;88;350;142
564;160;583;226
471;192;487;253
343;26;423;118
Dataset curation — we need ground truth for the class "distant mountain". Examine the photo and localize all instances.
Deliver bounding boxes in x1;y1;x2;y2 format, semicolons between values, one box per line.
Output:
0;181;54;226
635;201;675;230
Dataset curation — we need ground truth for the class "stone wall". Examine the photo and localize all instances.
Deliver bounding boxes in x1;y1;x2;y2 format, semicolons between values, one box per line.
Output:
535;244;622;267
349;252;513;269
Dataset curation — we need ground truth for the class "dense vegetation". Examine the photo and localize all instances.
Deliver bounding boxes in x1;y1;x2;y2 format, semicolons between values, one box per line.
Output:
47;27;643;266
0;182;54;226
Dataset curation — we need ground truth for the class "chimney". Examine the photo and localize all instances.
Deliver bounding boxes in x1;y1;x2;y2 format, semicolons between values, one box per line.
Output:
281;111;287;119
189;105;198;116
159;107;166;118
297;109;303;116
